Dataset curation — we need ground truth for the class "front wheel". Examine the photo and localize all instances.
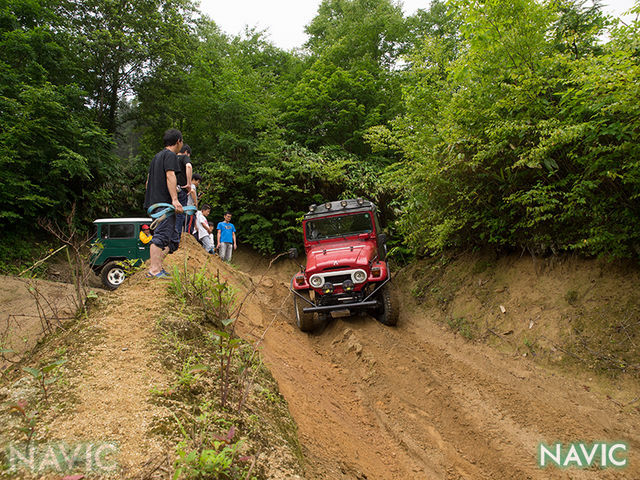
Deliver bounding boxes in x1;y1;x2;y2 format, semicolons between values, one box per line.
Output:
101;261;126;290
375;284;398;326
294;292;315;332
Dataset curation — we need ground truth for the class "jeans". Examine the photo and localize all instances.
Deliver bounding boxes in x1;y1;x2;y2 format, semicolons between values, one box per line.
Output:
201;234;215;254
219;242;233;262
172;190;189;247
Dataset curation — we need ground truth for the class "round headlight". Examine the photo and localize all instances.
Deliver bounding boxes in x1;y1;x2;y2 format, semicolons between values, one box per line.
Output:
310;275;323;288
353;270;367;283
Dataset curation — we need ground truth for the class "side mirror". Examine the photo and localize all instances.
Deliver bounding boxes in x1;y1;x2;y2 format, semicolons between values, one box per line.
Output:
288;247;299;259
377;233;387;244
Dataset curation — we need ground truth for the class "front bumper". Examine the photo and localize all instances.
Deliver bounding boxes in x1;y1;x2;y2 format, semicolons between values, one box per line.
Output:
301;300;379;314
289;276;390;314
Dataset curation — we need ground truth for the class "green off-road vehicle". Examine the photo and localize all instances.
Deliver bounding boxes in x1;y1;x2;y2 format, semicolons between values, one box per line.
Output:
90;218;152;290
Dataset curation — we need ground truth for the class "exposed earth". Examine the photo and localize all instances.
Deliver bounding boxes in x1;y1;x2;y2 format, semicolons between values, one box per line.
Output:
0;275;77;365
1;237;639;479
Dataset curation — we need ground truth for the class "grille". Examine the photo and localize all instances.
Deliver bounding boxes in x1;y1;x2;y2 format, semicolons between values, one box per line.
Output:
323;273;352;285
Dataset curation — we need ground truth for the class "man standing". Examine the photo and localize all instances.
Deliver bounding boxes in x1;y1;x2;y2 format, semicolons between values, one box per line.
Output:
216;212;236;262
186;173;201;235
143;129;184;278
172;144;193;246
188;173;201;208
195;204;215;254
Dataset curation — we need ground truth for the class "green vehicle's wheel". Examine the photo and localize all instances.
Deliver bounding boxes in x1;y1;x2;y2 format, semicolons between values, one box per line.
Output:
294;292;315;332
101;261;126;290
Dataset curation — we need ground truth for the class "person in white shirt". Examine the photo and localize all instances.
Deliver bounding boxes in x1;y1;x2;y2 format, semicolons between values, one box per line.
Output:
195;204;215;254
187;174;200;207
186;174;201;233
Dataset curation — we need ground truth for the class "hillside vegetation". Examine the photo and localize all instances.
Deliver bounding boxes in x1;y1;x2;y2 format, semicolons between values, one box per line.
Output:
0;0;639;266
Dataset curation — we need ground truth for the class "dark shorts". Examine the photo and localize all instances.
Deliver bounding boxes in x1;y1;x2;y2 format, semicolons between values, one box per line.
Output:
151;213;176;251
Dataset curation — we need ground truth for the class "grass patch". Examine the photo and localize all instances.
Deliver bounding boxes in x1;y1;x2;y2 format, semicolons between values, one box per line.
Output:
151;261;304;479
446;317;475;340
564;299;640;378
565;289;579;306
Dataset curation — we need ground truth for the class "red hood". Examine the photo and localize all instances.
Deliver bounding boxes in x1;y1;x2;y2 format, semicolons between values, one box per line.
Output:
305;240;376;273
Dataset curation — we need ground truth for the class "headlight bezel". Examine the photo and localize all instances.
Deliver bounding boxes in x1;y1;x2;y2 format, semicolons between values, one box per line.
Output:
309;275;323;288
352;269;367;284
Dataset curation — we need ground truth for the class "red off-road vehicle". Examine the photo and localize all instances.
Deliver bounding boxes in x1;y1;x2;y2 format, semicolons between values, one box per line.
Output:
289;198;397;332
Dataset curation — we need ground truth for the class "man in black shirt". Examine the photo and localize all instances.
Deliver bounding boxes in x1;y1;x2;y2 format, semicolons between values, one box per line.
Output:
144;129;184;278
172;144;193;247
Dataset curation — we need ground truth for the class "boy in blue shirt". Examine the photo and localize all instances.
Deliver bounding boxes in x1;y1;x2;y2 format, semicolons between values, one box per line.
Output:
216;212;236;262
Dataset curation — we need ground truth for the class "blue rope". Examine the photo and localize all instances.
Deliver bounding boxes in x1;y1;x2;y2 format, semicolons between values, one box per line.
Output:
147;203;197;230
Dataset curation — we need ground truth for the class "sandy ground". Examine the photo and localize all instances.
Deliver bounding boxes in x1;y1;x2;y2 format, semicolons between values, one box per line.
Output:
222;244;640;479
2;238;639;479
41;272;174;477
0;276;77;367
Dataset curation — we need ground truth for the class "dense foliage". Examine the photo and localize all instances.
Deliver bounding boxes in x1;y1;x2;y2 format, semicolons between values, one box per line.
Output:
389;0;640;258
1;0;638;260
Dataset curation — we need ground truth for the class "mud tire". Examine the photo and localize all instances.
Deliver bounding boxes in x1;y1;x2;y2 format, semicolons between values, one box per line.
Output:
294;291;315;332
375;284;398;326
101;261;126;290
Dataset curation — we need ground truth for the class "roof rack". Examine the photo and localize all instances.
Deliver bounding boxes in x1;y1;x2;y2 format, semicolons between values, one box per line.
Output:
305;198;376;218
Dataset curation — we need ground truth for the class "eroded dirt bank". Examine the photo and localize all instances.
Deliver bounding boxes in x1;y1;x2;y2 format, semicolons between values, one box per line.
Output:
2;241;639;479
223;248;640;479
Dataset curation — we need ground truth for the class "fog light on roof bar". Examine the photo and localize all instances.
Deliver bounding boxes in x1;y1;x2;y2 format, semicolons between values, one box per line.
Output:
309;204;316;212
356;197;364;205
322;282;334;294
340;200;348;207
325;202;332;209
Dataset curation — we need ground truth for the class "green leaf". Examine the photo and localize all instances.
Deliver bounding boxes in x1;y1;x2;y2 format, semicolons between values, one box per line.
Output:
22;367;42;378
41;359;66;373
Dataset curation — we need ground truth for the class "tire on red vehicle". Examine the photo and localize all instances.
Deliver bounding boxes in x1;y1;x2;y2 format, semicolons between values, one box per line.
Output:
375;283;398;326
294;291;315;332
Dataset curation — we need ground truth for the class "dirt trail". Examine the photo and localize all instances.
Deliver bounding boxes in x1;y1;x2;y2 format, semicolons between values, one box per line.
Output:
4;241;639;479
222;248;640;479
44;273;173;477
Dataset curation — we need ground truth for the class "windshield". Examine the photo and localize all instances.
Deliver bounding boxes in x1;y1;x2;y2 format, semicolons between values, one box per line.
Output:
305;213;373;241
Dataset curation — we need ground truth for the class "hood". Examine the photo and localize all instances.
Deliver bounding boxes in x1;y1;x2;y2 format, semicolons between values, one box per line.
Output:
305;240;376;273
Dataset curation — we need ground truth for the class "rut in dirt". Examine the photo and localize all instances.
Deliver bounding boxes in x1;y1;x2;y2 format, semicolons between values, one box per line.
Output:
229;249;640;480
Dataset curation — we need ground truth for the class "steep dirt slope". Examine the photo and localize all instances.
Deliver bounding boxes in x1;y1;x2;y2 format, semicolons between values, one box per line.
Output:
3;241;638;479
0;276;76;367
219;247;640;479
39;272;174;477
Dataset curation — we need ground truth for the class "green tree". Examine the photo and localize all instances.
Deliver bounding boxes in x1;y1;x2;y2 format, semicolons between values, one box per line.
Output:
305;0;407;70
389;0;640;258
0;0;115;230
58;0;198;133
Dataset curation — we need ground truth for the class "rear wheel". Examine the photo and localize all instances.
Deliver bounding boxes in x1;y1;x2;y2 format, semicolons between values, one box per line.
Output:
294;291;315;332
101;261;126;290
375;284;398;326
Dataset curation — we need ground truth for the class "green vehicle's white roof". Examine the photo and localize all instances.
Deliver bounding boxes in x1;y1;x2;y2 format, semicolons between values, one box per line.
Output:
93;218;152;224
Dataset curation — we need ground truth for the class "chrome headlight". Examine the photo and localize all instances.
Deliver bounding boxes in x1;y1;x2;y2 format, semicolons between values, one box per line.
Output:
309;275;323;288
352;269;367;283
